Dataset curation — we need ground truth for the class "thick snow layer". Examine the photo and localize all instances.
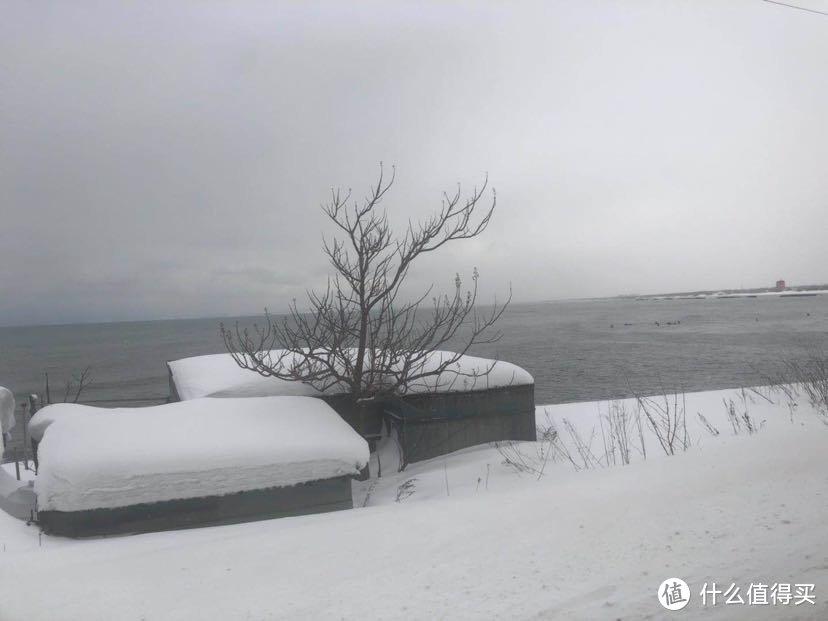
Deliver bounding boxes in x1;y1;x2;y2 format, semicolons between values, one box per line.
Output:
29;402;102;443
35;397;369;512
0;386;15;434
168;349;534;400
1;386;826;619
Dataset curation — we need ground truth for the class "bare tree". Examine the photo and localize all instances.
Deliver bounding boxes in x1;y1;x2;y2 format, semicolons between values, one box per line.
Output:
221;165;510;402
58;367;93;404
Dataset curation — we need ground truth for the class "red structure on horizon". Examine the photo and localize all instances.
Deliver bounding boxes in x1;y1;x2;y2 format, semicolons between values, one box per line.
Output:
775;279;786;291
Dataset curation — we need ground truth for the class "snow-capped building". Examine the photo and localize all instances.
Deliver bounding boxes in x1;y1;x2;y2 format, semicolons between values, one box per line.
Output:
167;350;537;465
32;397;369;537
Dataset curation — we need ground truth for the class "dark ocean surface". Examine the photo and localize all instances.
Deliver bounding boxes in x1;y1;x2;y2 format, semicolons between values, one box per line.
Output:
2;295;827;410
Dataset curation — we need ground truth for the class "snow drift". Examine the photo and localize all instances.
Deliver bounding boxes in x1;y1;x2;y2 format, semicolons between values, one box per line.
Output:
1;387;826;619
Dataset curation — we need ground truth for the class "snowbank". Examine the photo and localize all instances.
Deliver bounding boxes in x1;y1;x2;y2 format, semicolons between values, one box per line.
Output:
169;349;534;400
0;468;35;520
35;397;369;512
356;384;828;507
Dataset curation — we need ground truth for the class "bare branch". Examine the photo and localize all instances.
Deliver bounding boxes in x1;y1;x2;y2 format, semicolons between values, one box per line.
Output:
223;167;508;401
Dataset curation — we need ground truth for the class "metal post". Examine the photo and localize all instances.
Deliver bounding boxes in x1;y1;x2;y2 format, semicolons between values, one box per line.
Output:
28;395;39;473
20;402;28;470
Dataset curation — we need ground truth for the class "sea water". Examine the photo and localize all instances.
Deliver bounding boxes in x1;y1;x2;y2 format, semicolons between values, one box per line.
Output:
1;296;826;409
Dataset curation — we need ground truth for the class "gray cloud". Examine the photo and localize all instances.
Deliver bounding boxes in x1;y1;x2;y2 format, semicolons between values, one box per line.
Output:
1;0;827;325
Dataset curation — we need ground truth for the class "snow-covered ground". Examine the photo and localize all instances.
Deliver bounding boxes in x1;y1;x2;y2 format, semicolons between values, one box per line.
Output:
0;461;35;483
0;385;826;620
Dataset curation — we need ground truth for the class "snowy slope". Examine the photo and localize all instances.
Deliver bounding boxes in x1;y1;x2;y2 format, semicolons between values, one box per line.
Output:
168;349;534;400
34;397;369;512
0;386;825;619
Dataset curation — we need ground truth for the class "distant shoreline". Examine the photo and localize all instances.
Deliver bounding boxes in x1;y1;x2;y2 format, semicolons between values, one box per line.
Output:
616;284;828;302
2;286;827;329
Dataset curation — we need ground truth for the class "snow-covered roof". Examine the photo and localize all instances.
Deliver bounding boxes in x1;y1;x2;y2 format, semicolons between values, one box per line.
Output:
29;403;91;443
168;350;534;401
34;397;369;512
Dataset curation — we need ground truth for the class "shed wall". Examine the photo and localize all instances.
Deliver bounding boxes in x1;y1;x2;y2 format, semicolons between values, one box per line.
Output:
38;476;353;538
392;384;536;463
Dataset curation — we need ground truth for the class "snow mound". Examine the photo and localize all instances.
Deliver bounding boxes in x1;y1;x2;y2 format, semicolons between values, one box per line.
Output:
0;467;36;520
35;396;369;512
168;349;534;401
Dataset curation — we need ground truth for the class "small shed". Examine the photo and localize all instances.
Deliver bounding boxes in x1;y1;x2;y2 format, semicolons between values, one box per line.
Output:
167;350;536;465
33;396;369;537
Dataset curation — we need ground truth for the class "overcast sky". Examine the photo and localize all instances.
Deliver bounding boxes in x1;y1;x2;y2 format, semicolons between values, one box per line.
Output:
1;0;826;326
